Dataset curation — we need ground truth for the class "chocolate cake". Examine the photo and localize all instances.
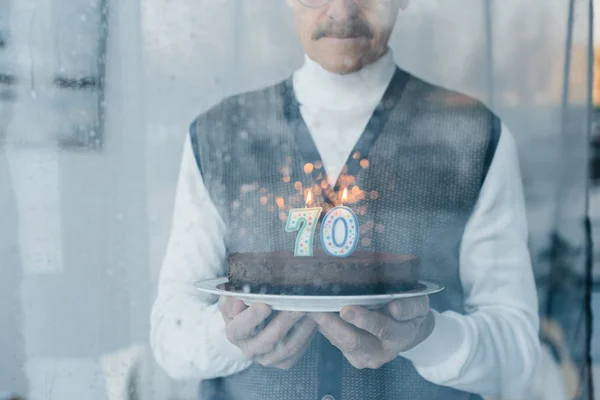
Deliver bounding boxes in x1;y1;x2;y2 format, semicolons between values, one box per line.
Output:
227;250;421;295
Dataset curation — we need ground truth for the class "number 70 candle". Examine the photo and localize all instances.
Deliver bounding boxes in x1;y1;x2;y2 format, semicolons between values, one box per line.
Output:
286;188;359;257
285;190;322;257
320;188;359;257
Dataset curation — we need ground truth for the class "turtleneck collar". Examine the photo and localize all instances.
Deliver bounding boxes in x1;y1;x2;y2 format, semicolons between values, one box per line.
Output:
292;48;396;111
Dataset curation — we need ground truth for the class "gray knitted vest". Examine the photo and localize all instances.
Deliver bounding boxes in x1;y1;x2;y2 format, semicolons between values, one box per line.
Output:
190;68;499;400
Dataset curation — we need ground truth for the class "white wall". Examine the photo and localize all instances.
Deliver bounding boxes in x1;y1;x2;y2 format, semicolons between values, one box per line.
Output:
141;1;592;398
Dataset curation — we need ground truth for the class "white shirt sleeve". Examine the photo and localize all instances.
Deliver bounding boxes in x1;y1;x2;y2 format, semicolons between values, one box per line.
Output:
149;134;252;381
399;124;541;399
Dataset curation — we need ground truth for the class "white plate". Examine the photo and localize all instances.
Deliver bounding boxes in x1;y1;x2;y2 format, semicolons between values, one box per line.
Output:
194;278;445;312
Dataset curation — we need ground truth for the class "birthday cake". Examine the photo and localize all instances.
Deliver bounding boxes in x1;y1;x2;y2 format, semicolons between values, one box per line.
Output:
227;250;421;295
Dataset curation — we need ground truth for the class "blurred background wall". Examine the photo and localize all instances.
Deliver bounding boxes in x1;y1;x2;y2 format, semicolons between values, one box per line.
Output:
0;0;597;399
1;0;149;398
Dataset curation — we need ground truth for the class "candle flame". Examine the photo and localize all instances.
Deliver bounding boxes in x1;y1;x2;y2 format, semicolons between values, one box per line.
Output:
305;190;313;206
342;188;348;205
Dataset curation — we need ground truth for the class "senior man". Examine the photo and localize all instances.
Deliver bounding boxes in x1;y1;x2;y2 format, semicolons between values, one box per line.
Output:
150;1;541;399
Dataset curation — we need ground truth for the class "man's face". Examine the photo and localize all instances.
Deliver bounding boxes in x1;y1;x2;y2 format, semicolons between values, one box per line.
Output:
288;0;407;74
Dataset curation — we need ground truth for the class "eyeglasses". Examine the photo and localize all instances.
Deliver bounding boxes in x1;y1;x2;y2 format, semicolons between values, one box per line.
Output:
297;0;388;8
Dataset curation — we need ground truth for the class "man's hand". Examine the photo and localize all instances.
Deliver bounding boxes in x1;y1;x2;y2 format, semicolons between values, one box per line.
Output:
219;297;318;369
309;296;434;369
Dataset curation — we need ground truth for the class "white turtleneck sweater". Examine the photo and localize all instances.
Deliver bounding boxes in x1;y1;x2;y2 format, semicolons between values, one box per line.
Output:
150;50;540;399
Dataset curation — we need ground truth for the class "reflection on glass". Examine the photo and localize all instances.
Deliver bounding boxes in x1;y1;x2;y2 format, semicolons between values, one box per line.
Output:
53;0;107;150
0;1;596;399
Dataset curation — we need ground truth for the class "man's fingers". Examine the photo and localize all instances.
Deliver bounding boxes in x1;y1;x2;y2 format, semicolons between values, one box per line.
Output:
309;313;352;349
387;296;429;321
226;303;272;342
340;306;412;341
401;311;436;352
255;317;317;367
311;312;377;355
281;316;317;355
339;306;426;350
245;311;306;355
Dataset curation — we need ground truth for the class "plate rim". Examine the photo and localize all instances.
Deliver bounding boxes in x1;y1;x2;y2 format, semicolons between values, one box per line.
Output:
194;277;444;300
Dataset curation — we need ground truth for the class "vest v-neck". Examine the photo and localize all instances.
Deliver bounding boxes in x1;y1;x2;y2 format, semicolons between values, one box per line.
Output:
281;67;410;206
